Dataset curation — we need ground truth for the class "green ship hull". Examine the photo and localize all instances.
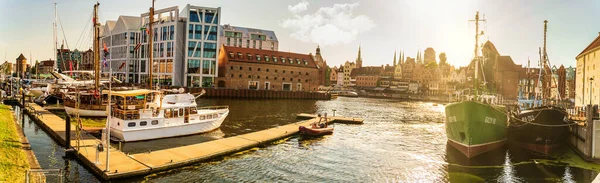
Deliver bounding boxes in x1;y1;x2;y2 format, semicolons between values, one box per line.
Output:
445;101;508;158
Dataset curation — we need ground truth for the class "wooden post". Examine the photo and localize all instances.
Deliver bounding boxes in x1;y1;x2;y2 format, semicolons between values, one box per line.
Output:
65;115;71;149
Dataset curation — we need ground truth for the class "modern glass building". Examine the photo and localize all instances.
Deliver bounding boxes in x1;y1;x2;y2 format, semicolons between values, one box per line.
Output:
100;4;221;87
180;5;221;87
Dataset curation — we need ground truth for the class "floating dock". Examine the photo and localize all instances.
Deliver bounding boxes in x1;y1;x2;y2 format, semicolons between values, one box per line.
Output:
24;103;363;180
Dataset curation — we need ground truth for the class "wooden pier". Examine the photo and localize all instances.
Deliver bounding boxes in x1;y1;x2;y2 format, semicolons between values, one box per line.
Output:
24;103;363;180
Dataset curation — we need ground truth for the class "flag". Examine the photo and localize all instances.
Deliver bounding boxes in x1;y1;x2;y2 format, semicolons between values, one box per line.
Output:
69;61;73;76
102;57;108;68
119;62;126;70
134;43;142;51
103;42;108;52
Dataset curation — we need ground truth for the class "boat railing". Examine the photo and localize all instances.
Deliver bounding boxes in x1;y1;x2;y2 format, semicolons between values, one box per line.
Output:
197;106;229;110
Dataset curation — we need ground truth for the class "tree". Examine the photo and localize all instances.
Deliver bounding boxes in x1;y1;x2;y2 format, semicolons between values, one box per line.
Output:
439;52;447;66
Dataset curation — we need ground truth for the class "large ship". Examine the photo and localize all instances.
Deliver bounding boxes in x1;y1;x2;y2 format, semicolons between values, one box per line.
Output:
508;20;572;155
445;12;508;158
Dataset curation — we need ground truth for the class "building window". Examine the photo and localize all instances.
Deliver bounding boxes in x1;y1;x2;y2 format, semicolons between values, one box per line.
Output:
230;74;234;77
249;81;259;90
230;66;233;70
228;52;234;58
273;56;278;62
283;83;292;91
257;76;260;79
296;59;300;64
280;57;285;63
266;76;269;79
282;78;285;81
239;74;242;78
256;54;261;61
248;75;252;78
249;67;252;71
299;72;301;75
306;73;309;76
237;52;243;59
305;79;308;82
266;69;269;72
290;78;293;81
291;71;294;74
274;77;277;80
258;68;261;71
275;69;278;73
239;66;242;70
265;55;270;62
283;70;286;73
288;57;293;64
298;79;301;82
247;53;253;60
246;40;250;48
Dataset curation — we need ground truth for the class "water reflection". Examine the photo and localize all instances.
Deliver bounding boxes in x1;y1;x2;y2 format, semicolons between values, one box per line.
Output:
14;98;600;182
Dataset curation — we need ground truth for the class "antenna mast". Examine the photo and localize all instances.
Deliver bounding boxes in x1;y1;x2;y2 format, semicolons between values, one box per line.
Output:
469;11;486;94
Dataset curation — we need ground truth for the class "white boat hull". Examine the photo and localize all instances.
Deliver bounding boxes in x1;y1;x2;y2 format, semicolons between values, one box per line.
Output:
110;111;229;142
64;106;107;117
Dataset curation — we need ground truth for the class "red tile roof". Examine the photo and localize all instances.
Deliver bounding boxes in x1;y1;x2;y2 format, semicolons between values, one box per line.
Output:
577;33;600;59
221;46;317;69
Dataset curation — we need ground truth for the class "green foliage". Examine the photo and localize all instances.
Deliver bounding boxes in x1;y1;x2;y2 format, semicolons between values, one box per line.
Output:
425;61;438;69
0;104;29;182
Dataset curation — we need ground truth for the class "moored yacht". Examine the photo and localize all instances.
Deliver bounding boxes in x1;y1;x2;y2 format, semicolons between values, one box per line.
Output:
108;89;229;142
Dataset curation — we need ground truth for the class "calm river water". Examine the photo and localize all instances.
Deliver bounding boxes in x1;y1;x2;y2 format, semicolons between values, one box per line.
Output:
19;97;599;182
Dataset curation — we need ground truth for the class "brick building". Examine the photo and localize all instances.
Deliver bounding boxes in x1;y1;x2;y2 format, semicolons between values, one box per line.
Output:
217;45;320;91
38;60;55;75
350;66;382;88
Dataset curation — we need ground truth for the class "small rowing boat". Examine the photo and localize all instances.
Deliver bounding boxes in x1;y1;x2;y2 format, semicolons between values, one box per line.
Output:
299;126;333;136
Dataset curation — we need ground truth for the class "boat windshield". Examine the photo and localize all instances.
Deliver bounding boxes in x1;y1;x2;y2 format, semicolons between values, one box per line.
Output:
111;93;150;120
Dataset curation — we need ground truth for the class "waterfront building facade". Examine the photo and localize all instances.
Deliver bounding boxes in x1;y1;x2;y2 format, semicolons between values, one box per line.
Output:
38;60;55;75
217;45;320;91
329;66;338;86
219;24;278;51
575;33;600;106
100;4;221;87
351;66;382;88
423;47;436;65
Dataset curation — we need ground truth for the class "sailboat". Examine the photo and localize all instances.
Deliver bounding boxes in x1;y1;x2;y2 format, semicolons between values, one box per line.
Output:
62;3;115;117
445;12;508;158
508;20;572;155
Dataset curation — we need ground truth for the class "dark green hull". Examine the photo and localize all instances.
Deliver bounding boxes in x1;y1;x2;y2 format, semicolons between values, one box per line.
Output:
445;101;508;158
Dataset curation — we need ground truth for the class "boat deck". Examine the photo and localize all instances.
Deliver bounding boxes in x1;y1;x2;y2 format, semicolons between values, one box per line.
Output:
25;103;364;180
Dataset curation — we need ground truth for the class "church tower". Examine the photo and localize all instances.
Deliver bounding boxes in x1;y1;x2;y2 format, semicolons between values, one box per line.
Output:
356;45;363;68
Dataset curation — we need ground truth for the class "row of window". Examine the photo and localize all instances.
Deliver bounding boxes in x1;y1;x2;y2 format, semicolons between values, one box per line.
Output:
228;66;310;76
231;74;311;82
126;113;219;127
228;52;308;65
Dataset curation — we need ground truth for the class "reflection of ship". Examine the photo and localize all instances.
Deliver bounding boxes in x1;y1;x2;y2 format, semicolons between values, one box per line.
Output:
445;12;508;158
109;89;229;142
331;90;358;97
508;20;572;155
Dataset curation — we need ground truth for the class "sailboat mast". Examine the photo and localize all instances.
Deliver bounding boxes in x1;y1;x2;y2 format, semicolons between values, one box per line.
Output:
53;2;58;69
93;3;100;92
469;12;485;95
148;1;154;89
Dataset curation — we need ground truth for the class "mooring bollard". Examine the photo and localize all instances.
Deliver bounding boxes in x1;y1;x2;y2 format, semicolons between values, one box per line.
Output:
332;109;336;117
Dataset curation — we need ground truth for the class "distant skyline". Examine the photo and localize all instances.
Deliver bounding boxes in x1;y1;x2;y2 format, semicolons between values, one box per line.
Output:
1;0;599;68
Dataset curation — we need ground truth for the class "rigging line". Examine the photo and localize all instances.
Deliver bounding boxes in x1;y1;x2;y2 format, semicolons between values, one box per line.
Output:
57;8;70;50
75;12;94;50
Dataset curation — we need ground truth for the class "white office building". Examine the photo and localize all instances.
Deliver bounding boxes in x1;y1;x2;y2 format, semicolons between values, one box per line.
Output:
100;4;221;87
219;24;278;51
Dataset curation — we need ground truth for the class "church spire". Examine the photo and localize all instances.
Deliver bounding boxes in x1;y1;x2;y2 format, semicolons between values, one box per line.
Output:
393;50;397;66
356;45;362;68
316;45;321;55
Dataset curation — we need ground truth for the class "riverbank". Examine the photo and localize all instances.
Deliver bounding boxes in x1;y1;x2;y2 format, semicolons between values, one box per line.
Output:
0;104;29;182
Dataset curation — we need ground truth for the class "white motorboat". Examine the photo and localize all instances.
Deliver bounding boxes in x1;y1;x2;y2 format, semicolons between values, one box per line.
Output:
108;89;229;142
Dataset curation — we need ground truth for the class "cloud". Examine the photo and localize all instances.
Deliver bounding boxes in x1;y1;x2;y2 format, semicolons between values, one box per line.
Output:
280;2;375;46
288;1;309;14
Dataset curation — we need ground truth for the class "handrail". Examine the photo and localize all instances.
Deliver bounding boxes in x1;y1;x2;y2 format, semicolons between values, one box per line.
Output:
197;106;229;110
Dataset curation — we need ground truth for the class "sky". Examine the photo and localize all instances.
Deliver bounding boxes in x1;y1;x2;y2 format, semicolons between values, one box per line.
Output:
1;0;599;68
